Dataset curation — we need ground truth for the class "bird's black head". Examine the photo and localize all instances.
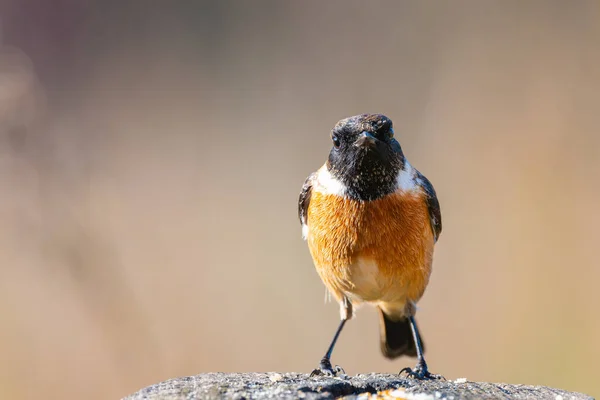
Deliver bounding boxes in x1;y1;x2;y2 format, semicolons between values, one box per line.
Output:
327;114;405;201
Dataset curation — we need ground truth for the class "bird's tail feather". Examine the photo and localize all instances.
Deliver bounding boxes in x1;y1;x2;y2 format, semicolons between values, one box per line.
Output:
378;307;422;359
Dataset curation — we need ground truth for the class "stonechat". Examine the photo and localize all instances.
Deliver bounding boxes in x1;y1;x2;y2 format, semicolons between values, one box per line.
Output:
299;114;442;379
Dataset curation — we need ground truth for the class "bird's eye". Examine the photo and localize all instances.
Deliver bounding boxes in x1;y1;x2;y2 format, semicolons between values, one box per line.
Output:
332;135;341;148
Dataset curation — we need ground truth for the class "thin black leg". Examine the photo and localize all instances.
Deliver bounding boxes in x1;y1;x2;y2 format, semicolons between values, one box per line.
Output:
324;318;347;360
310;319;348;377
400;316;444;380
409;316;426;365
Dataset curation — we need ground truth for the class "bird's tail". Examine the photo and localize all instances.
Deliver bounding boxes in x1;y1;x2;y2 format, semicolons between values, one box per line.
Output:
377;307;422;359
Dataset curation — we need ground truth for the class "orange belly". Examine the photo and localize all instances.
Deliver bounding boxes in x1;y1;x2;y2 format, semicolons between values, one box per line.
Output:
307;191;434;313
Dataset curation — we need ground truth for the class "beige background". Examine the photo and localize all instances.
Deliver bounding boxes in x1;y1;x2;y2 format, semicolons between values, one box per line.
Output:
0;1;599;399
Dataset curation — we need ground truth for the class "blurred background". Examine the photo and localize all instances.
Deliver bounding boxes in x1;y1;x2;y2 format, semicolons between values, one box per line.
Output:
0;1;599;399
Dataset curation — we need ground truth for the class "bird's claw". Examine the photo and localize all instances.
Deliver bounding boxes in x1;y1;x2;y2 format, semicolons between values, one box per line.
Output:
400;364;445;380
310;358;346;377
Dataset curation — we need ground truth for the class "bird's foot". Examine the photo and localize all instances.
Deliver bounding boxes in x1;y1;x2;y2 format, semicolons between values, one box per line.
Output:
400;362;445;380
310;358;346;377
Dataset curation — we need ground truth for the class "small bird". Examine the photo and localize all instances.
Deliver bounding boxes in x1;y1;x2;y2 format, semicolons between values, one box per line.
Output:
298;114;442;379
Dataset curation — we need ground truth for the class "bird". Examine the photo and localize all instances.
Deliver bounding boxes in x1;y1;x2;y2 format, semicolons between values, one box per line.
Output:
298;113;442;379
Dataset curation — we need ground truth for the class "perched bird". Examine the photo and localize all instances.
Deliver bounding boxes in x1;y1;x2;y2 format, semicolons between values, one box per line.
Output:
298;114;442;379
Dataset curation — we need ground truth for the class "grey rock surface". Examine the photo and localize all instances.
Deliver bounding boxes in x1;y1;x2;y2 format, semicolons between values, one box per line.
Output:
123;372;594;400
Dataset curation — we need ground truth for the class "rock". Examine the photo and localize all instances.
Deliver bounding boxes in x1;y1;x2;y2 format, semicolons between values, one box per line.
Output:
123;372;594;400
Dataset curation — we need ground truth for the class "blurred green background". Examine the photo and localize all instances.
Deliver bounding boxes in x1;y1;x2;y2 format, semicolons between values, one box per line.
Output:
0;1;599;399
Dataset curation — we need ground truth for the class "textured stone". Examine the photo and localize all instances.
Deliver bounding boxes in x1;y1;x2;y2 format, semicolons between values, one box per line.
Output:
124;373;594;400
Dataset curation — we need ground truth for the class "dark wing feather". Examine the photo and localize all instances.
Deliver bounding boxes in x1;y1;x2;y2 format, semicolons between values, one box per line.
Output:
415;170;442;242
298;173;316;230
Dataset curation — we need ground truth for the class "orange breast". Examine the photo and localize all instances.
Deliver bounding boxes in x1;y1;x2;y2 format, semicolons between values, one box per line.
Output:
307;191;434;306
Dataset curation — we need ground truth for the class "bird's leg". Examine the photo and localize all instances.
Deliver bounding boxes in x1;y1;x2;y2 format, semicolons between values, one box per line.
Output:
399;316;445;380
310;299;351;377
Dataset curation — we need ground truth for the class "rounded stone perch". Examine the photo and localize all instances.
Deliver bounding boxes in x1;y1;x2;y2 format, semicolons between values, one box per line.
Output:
123;372;594;400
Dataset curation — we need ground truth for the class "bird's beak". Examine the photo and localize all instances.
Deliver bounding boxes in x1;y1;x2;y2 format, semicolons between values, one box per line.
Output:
354;131;377;148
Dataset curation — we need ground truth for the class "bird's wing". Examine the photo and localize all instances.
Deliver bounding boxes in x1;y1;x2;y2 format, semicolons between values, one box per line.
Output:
298;172;316;239
415;170;442;242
